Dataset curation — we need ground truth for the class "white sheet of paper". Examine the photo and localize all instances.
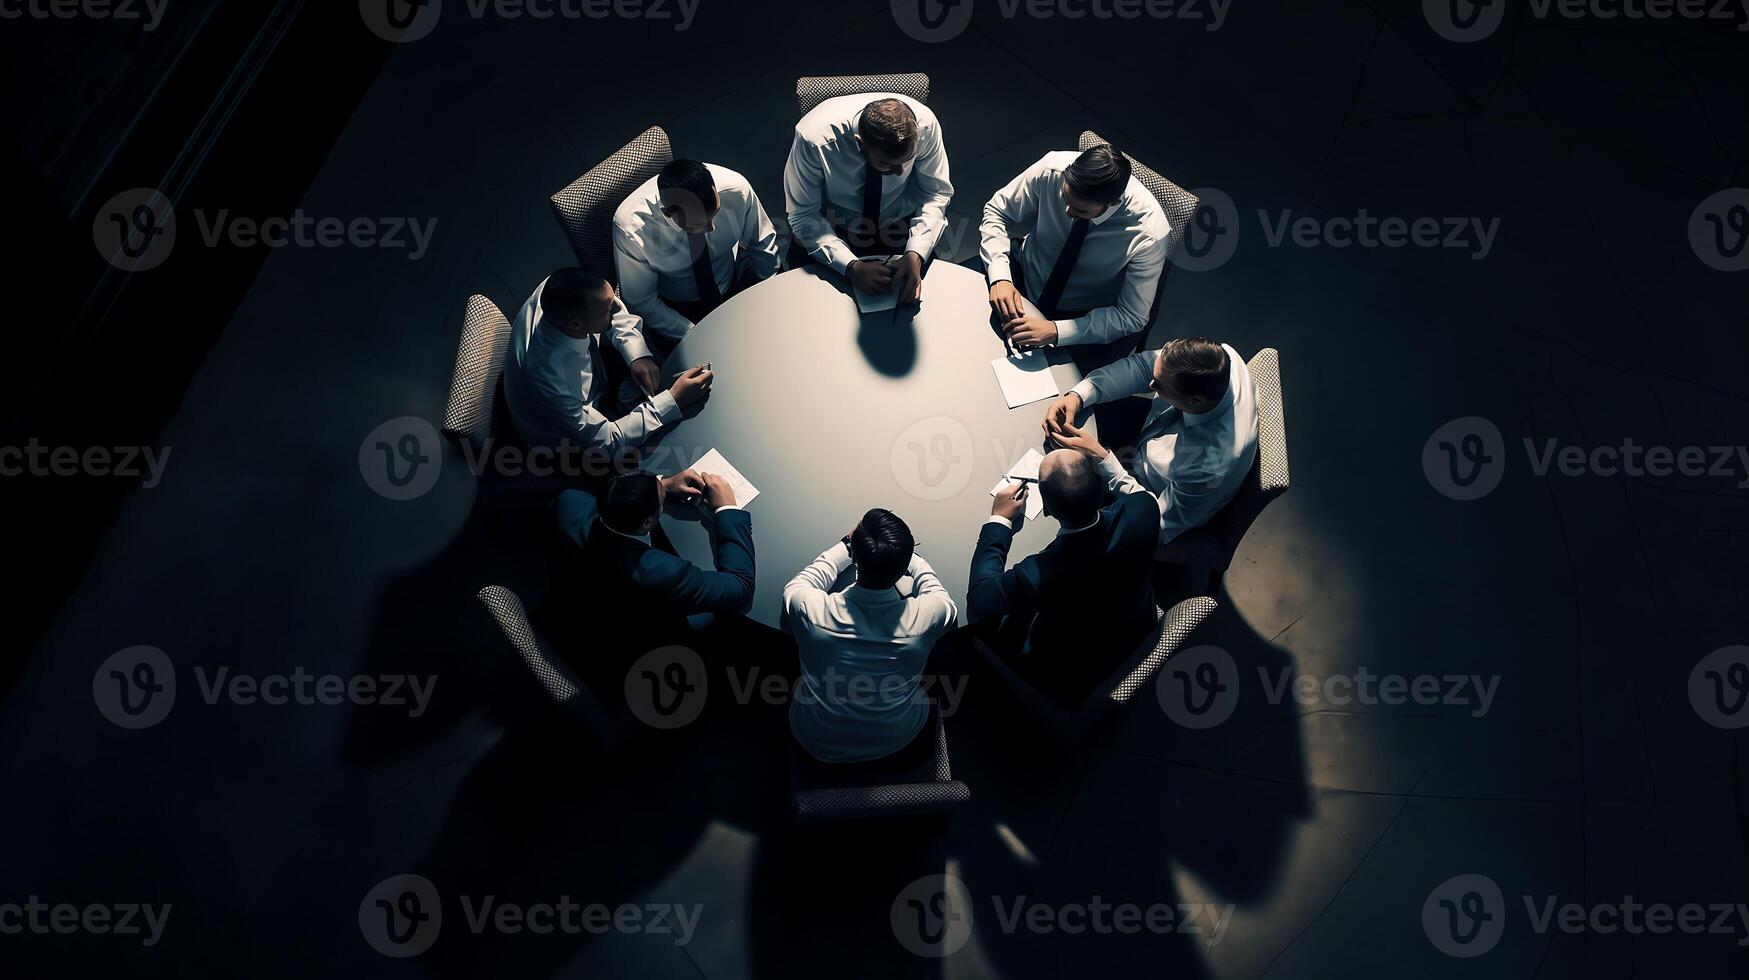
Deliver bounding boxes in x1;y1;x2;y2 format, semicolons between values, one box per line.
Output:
988;448;1047;520
991;350;1060;408
851;255;900;313
692;448;760;508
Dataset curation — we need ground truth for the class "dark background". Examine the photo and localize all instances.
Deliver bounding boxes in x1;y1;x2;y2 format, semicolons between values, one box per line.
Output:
2;0;1747;977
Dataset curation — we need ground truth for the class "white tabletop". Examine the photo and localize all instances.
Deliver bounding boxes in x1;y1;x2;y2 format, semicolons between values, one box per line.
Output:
647;263;1095;629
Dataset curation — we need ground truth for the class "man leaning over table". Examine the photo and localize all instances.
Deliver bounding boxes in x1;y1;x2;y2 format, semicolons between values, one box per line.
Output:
978;143;1169;351
783;93;953;306
613;158;781;348
501;267;714;457
1040;336;1258;548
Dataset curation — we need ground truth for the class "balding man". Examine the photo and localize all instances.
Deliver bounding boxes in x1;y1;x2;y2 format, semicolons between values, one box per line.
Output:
968;449;1162;702
783;93;954;305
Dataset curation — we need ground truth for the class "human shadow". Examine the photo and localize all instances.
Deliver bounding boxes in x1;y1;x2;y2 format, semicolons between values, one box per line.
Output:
858;302;920;378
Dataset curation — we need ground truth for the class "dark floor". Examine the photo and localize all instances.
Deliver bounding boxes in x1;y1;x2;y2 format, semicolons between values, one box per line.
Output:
3;0;1748;977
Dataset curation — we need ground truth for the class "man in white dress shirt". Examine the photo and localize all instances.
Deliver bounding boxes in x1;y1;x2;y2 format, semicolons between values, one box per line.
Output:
980;144;1170;350
613;159;781;343
783;94;954;305
501;268;713;454
1042;337;1258;547
782;508;959;764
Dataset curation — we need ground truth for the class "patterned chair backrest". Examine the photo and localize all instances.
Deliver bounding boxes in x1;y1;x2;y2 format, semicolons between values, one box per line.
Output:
441;294;513;455
796;73;930;116
1103;596;1219;706
477;586;578;706
1212;348;1290;553
1078;130;1199;266
549;126;674;279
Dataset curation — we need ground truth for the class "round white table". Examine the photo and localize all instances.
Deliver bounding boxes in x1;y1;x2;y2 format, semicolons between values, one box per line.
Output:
648;263;1097;629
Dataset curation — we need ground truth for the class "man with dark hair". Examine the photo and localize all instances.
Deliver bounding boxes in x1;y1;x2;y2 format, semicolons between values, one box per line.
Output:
781;508;958;763
1042;337;1259;548
502;268;713;453
784;93;954;305
614;158;780;344
968;449;1161;702
542;468;755;688
978;144;1170;349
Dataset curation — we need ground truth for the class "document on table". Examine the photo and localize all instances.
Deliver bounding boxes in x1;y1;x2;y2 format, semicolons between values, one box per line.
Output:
692;449;760;508
988;448;1046;520
990;349;1060;409
851;255;900;313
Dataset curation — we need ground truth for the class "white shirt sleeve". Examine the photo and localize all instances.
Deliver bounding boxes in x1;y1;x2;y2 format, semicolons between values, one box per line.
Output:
904;553;960;631
783;541;853;627
783;129;858;274
578;390;680;455
613;225;694;342
1055;233;1167;346
738;186;782;281
1071;349;1155;407
904;122;954;260
979;160;1045;285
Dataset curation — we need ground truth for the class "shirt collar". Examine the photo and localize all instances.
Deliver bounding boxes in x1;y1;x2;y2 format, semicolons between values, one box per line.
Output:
1058;513;1103;536
1182;375;1237;427
599;520;650;543
846;582;906;604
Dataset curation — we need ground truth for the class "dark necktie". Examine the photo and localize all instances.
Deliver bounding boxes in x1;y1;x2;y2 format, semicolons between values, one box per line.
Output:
857;160;883;250
1036;217;1091;318
689;232;723;308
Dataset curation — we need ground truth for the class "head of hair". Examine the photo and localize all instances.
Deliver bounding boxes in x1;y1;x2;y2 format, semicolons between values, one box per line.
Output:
1039;450;1103;527
1161;337;1231;406
1065;144;1133;206
850;508;915;591
657;159;718;212
541;267;611;326
600;471;662;533
857;99;918;158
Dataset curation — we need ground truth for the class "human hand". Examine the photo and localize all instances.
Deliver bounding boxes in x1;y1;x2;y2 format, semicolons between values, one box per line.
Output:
698;472;736;510
992;481;1029;524
669;365;714;407
893;252;925;304
848;258;896;294
1042;392;1084;437
629;356;661;398
989;280;1024;322
1004;315;1059;352
1049;419;1108;460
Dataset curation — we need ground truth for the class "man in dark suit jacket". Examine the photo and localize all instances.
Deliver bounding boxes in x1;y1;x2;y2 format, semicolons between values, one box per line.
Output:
968;449;1160;704
540;468;755;696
